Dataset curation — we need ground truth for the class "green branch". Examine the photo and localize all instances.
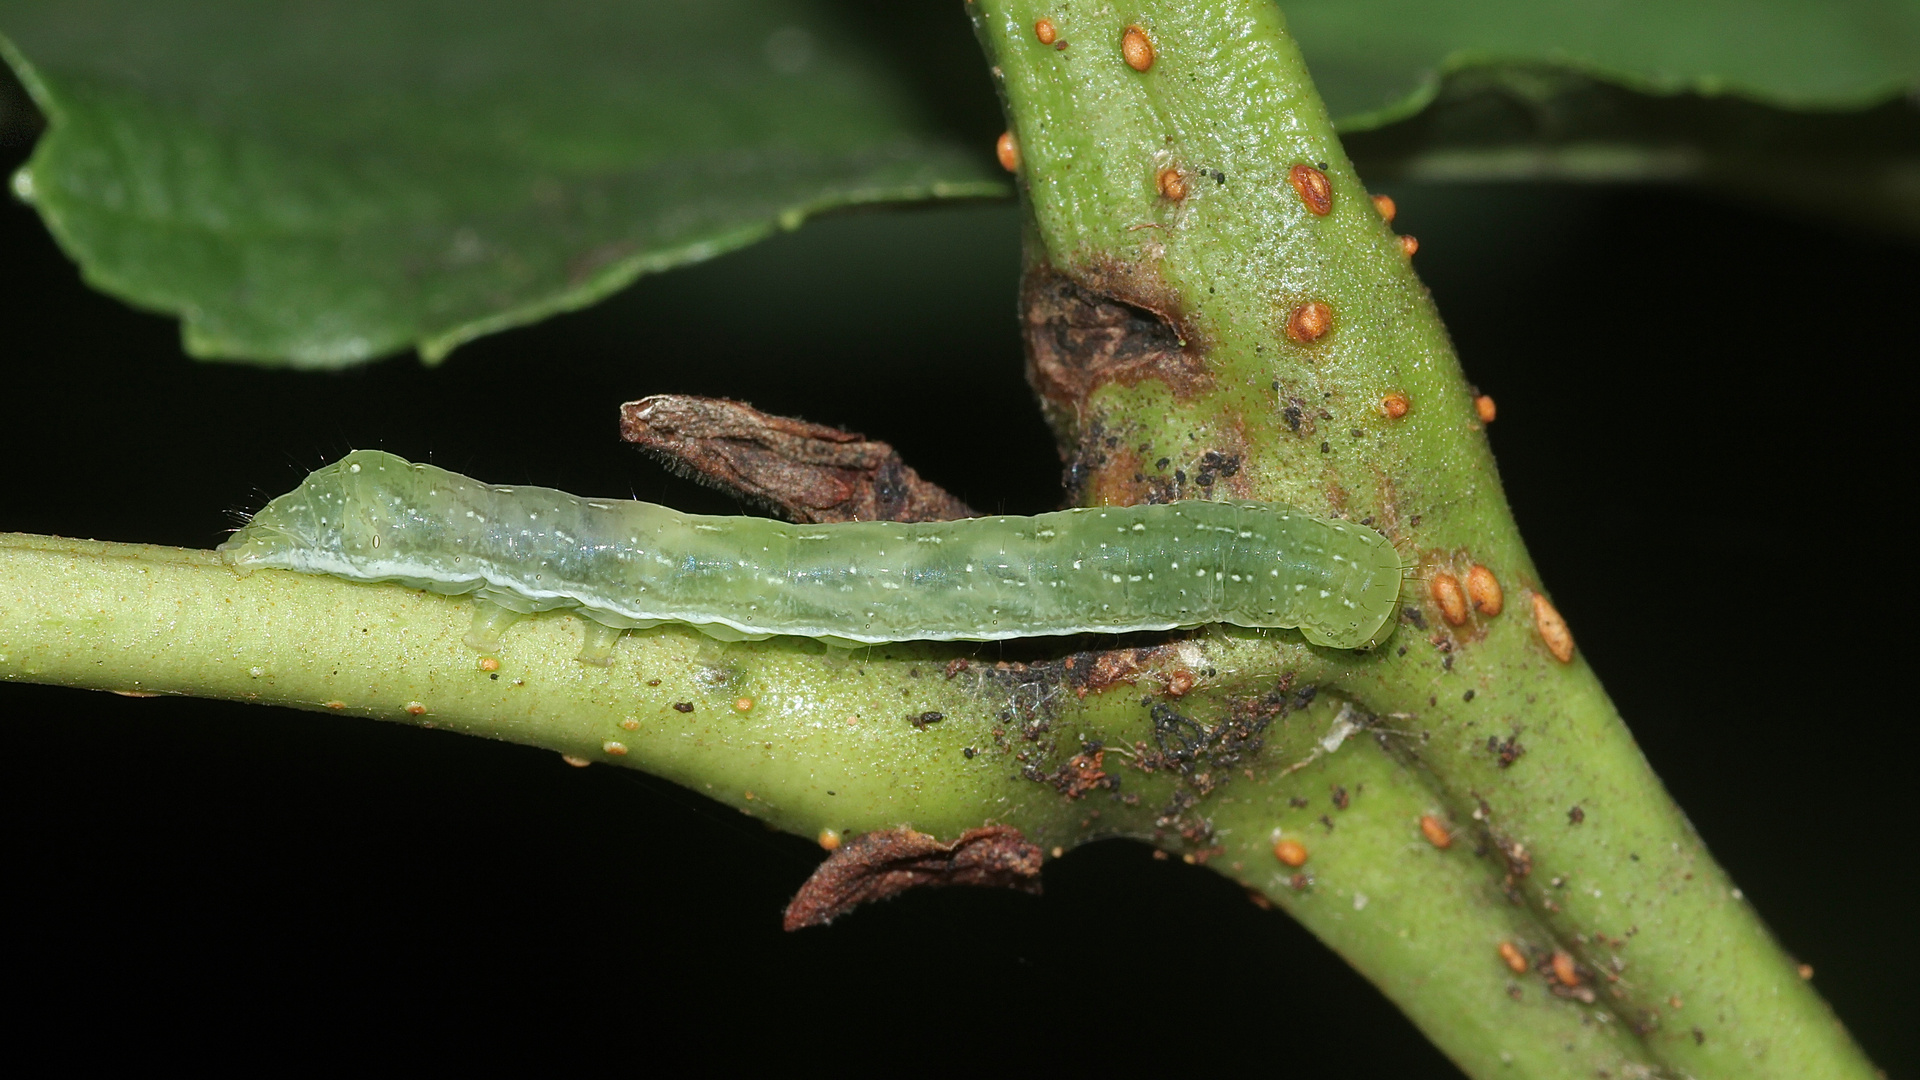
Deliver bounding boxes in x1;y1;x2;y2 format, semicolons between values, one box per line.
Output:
0;1;1880;1076
969;0;1870;1075
0;531;1656;1073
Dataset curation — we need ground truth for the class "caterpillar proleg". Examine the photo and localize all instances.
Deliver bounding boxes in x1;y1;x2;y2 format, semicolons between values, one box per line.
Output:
221;450;1401;649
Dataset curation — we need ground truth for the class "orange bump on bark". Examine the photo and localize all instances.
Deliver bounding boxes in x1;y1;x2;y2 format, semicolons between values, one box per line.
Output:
1286;300;1333;343
477;656;500;672
1156;166;1187;201
602;740;628;756
620;718;640;731
733;696;755;713
1166;669;1197;697
405;701;427;716
1499;941;1529;974
1288;163;1333;215
1121;25;1155;71
1382;391;1411;418
1399;233;1419;257
1420;814;1453;848
1474;394;1498;423
818;828;842;852
1272;838;1309;867
1467;564;1503;616
1532;594;1575;663
561;754;592;768
1034;18;1056;44
1551;950;1581;986
1798;963;1814;980
1372;193;1397;222
1430;572;1469;626
995;131;1020;172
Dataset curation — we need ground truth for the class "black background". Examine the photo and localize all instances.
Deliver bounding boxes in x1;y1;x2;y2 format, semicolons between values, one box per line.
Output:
3;78;1915;1075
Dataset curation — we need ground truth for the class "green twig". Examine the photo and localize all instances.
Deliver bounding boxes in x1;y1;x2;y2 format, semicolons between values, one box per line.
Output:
0;1;1880;1075
968;0;1871;1075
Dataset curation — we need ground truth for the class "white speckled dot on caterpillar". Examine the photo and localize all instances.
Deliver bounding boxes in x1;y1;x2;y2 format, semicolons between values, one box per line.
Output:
221;450;1402;650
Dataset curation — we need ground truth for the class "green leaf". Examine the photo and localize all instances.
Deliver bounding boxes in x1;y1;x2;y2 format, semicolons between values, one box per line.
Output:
0;0;1006;368
1284;0;1920;131
1342;66;1920;238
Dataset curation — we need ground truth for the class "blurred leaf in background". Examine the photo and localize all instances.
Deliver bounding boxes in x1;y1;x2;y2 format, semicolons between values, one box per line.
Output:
0;0;1913;370
1287;0;1918;126
0;0;1006;367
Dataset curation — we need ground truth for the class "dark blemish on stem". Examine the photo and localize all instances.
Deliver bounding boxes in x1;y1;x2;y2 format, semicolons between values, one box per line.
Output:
673;701;694;713
1022;264;1211;456
1489;734;1525;767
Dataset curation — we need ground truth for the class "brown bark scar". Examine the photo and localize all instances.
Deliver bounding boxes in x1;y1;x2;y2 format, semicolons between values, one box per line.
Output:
618;395;976;524
782;824;1043;930
1021;263;1211;431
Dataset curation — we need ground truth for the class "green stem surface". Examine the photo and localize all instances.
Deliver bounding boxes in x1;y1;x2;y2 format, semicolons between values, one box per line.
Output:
0;1;1878;1076
969;0;1869;1075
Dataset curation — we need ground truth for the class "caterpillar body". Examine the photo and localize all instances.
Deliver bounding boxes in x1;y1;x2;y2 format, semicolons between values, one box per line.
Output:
221;450;1402;650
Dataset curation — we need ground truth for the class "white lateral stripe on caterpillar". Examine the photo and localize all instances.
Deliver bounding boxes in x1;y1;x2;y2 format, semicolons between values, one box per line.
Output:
220;450;1402;648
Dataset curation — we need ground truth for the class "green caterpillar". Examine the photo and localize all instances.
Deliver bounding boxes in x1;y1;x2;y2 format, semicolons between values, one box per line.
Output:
221;450;1402;652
